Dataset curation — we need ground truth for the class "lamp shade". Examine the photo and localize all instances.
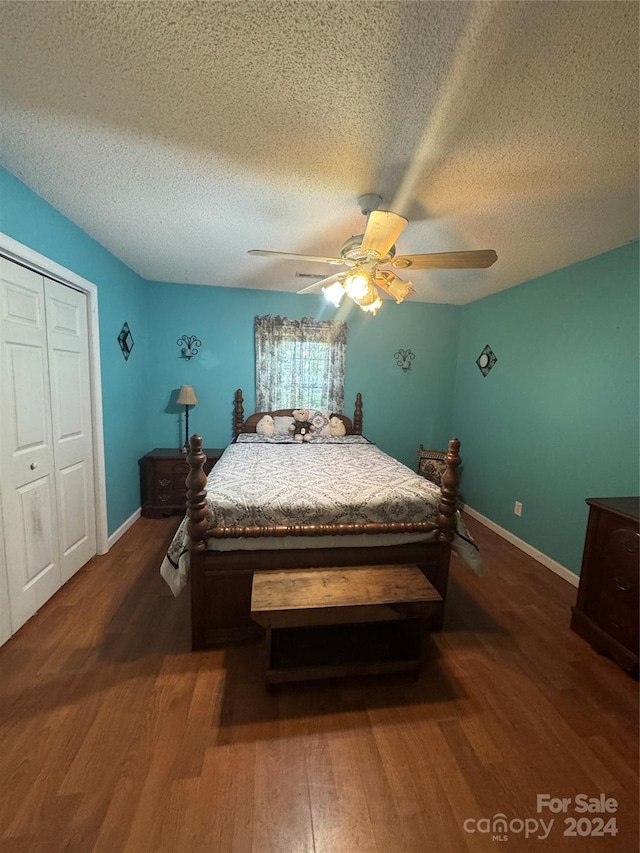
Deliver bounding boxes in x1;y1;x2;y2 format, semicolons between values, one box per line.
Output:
176;385;198;406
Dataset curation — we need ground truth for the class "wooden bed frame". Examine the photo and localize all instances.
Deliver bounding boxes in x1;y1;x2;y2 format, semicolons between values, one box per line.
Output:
184;389;461;649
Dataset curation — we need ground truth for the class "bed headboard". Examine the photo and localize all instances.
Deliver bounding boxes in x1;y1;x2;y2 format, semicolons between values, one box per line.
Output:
233;389;362;438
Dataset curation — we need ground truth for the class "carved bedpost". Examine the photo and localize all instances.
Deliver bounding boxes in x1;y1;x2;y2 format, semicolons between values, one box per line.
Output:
437;437;461;543
353;392;363;435
233;388;244;438
186;435;209;552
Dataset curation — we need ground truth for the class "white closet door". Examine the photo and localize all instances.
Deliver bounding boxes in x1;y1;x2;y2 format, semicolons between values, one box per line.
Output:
0;513;11;645
45;277;96;582
0;258;61;631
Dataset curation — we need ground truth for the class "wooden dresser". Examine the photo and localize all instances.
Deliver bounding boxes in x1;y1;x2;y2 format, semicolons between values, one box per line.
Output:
571;496;639;674
141;447;224;518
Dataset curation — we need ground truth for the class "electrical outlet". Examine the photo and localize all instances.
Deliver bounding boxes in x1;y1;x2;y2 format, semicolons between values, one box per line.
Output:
514;501;523;517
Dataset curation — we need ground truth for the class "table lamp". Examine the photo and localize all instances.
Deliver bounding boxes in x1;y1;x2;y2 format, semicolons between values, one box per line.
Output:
177;385;198;453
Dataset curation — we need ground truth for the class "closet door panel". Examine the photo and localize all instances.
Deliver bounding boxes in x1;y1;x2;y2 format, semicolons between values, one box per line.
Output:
58;461;92;560
16;476;57;583
45;278;96;582
0;259;61;631
8;343;50;449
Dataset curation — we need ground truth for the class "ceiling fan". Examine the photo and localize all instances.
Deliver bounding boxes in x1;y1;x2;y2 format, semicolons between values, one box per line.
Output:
248;194;497;315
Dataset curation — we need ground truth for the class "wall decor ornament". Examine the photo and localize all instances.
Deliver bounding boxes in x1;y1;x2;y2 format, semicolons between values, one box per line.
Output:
177;334;201;360
476;344;497;376
395;348;415;371
117;322;134;360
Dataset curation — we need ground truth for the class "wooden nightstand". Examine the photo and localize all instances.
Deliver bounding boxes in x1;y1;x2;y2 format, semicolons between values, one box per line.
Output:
140;447;224;518
417;445;447;486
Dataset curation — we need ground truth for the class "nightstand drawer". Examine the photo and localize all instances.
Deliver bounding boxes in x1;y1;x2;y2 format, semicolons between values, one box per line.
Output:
141;447;224;517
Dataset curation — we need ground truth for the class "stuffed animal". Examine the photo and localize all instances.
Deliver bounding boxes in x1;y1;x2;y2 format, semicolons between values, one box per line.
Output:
256;414;274;437
288;408;314;442
329;415;346;437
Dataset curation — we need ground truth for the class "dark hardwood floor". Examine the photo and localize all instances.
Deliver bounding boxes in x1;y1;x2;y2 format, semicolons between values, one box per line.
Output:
0;514;637;852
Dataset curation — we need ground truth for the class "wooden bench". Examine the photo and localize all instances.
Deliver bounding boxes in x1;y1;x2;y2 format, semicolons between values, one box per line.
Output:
250;563;442;686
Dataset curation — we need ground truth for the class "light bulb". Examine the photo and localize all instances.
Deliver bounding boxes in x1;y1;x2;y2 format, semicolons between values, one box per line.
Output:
344;272;371;300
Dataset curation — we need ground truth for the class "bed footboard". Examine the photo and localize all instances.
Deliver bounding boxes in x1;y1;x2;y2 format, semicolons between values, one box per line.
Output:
189;540;448;648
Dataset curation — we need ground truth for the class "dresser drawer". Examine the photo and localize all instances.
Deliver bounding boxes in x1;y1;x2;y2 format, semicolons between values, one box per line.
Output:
596;599;639;653
598;533;639;652
600;550;639;604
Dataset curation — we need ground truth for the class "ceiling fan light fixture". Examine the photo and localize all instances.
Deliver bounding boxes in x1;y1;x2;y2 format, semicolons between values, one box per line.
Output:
322;280;346;307
344;271;372;300
376;270;415;304
351;279;382;313
257;196;497;315
321;273;382;315
358;294;383;315
390;286;411;304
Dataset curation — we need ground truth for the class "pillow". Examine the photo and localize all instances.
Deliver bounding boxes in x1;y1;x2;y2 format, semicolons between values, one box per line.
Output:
256;414;274;436
306;409;331;437
273;415;295;435
309;435;369;443
329;415;346;437
237;433;295;443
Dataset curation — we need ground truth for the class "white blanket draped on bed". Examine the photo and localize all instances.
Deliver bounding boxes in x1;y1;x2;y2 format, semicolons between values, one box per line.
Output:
160;435;483;596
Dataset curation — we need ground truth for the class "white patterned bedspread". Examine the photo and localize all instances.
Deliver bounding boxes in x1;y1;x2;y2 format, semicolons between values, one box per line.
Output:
160;436;483;596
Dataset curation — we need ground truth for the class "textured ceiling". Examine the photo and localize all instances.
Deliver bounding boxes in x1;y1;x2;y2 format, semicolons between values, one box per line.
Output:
0;1;638;305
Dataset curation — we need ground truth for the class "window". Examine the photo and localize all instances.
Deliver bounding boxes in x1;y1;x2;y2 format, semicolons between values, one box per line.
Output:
255;316;347;411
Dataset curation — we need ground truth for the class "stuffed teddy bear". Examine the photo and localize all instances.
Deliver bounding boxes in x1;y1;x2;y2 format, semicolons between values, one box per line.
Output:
288;408;314;442
256;414;274;437
329;415;346;437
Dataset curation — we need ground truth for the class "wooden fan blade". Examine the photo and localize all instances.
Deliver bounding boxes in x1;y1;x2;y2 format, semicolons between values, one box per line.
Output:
296;272;344;294
360;210;408;258
248;249;346;265
390;250;498;270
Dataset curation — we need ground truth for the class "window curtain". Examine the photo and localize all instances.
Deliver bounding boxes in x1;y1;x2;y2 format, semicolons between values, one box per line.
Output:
255;316;347;411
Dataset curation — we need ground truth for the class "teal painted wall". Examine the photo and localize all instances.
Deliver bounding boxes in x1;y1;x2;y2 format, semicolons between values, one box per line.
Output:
4;165;637;580
145;281;461;469
453;242;640;574
0;167;150;534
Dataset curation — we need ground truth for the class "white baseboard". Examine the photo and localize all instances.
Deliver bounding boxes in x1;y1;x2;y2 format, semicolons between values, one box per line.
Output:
107;508;142;550
463;505;580;588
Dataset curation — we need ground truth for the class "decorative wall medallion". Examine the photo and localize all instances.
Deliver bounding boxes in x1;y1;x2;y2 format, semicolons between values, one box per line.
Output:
476;344;497;376
117;322;134;360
